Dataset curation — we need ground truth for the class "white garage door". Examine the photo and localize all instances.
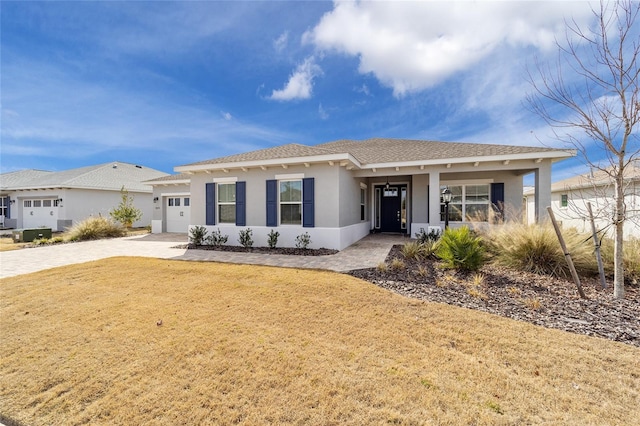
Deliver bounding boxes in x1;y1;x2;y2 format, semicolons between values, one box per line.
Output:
23;199;58;230
166;196;190;233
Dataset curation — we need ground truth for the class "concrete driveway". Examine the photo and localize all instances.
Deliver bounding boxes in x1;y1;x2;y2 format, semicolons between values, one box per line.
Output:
0;233;407;279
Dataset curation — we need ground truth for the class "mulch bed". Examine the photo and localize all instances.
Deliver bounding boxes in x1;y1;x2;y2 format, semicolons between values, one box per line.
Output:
348;245;640;347
181;244;339;256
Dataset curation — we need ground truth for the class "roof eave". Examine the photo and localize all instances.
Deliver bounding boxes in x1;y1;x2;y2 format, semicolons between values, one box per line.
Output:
362;150;576;170
174;153;361;173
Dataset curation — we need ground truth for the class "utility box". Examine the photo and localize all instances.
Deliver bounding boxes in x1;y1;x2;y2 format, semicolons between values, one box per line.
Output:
13;228;52;243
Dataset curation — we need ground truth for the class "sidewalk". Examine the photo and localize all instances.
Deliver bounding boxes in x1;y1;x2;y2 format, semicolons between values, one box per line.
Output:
0;233;407;279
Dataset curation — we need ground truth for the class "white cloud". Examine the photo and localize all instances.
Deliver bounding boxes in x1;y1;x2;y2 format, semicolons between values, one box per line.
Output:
273;31;289;52
221;111;233;120
270;57;322;101
354;83;371;96
306;1;593;97
318;103;329;120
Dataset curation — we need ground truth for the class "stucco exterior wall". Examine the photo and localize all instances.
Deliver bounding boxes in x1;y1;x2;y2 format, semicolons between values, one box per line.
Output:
9;188;152;231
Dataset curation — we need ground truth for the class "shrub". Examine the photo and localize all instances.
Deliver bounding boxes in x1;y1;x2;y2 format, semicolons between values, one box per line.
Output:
401;241;422;260
267;229;280;249
66;216;126;241
436;226;485;271
390;258;406;271
32;238;49;246
206;228;228;246
418;240;440;259
415;227;441;244
295;232;311;249
482;223;595;278
189;226;208;246
376;262;388;273
109;186;142;228
238;228;253;248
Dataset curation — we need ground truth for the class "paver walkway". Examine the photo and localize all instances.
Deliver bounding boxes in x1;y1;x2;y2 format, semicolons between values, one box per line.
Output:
0;233;409;279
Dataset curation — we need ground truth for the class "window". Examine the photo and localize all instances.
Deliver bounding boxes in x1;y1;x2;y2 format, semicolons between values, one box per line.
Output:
33;200;42;208
280;180;302;225
218;183;236;223
24;200;32;208
43;200;52;208
0;197;7;217
184;197;190;207
561;194;568;208
360;188;366;221
440;184;490;222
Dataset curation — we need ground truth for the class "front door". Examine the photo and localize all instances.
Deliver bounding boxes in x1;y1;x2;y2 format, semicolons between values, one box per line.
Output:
378;184;407;233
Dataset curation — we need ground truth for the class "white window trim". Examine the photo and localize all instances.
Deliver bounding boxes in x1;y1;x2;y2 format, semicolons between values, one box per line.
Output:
275;173;304;180
217;182;236;224
213;177;238;183
279;179;303;226
440;183;491;222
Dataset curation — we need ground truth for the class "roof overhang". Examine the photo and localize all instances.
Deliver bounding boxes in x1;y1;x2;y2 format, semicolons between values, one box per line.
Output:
174;153;362;173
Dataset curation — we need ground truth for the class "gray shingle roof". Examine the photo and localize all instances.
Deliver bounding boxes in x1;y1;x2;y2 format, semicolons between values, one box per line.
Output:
181;143;336;167
316;138;562;165
179;138;570;170
1;162;168;192
0;170;53;190
144;173;192;184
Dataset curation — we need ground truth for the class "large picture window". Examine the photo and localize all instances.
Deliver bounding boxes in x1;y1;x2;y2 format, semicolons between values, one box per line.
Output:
280;180;302;225
440;184;490;222
218;183;236;223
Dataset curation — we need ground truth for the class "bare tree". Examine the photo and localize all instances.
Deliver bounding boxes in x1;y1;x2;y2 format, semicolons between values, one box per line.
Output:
527;0;640;299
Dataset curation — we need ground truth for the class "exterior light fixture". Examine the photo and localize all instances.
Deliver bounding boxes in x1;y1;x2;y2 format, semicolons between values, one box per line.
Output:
442;187;452;229
385;178;390;190
153;197;159;203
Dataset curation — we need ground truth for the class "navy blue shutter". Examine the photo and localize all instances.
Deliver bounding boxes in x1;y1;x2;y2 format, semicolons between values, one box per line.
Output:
206;183;216;225
491;183;505;220
6;196;10;218
266;180;277;227
302;177;314;228
235;181;246;226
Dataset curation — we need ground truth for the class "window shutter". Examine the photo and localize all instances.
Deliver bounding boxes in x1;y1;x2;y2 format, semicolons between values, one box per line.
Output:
6;196;10;218
236;181;246;226
266;180;277;227
491;183;505;220
206;183;216;225
303;177;314;228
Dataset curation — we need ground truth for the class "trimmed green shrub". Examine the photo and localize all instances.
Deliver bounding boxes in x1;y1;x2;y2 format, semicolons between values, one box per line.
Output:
189;225;208;246
206;228;228;246
238;228;253;248
295;232;311;249
415;227;441;244
436;226;485;271
267;229;280;249
66;216;126;241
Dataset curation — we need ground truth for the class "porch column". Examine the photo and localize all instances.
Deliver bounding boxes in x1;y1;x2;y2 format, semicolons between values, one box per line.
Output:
428;172;441;227
534;161;552;223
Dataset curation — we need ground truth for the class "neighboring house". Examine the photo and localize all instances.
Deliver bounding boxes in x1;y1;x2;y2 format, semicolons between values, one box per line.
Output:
144;174;192;233
152;138;573;250
0;162;168;231
524;162;640;239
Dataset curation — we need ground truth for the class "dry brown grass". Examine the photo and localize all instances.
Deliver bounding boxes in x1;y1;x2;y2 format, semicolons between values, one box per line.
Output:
1;258;638;425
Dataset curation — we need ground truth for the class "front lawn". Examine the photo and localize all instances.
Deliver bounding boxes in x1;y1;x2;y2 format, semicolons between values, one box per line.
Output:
1;258;638;425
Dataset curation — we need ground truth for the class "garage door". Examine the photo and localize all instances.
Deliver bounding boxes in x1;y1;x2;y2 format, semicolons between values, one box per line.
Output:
23;199;58;230
166;196;190;233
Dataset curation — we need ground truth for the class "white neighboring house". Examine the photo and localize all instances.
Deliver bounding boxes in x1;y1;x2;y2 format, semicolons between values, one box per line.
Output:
524;162;640;239
0;162;168;231
144;174;192;233
148;138;574;249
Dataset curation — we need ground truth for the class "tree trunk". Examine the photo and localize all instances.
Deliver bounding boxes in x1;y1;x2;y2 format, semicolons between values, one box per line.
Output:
613;175;625;299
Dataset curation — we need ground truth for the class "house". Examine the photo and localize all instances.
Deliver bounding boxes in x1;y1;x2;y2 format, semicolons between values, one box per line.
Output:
149;138;573;250
0;162;168;231
524;161;640;239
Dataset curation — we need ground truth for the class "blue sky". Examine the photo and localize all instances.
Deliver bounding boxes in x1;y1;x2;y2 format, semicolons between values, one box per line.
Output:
1;1;606;181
